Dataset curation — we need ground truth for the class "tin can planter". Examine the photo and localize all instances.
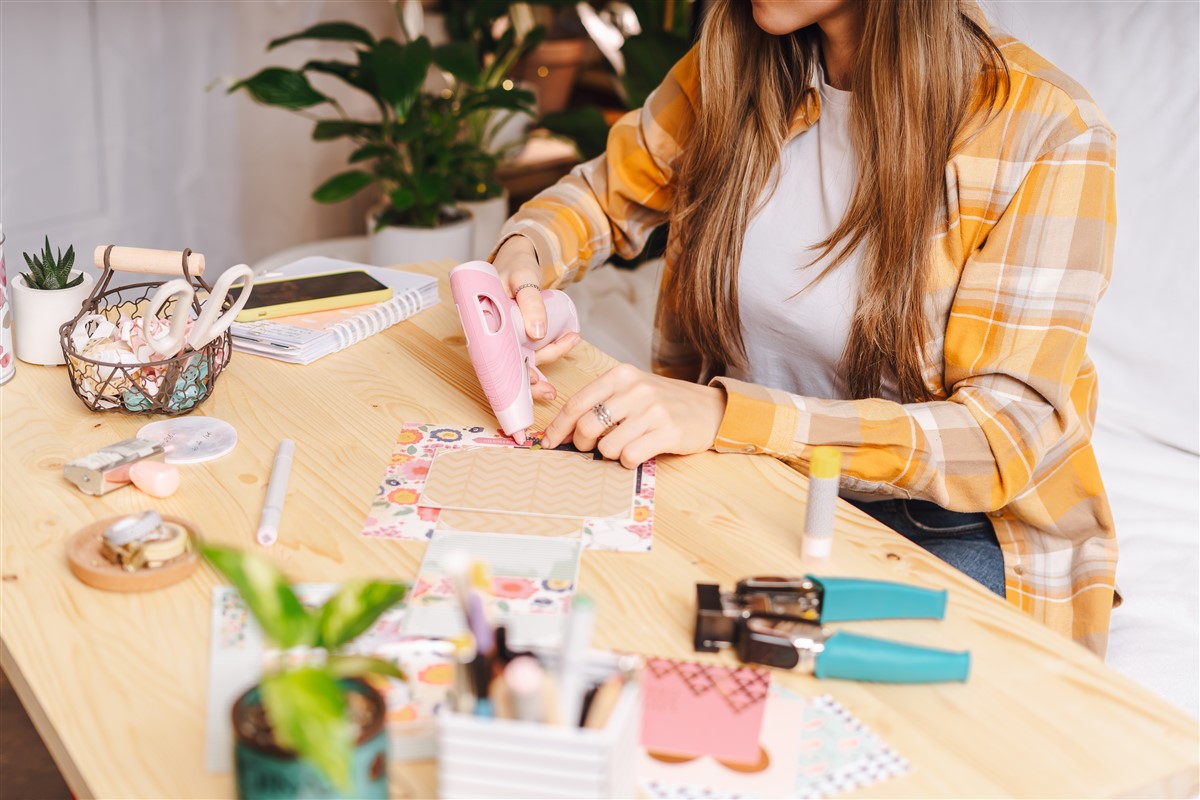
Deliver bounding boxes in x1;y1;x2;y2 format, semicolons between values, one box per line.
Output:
232;679;388;800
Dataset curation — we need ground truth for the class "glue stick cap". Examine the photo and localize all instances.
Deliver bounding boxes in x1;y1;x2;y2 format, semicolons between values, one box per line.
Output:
810;447;842;480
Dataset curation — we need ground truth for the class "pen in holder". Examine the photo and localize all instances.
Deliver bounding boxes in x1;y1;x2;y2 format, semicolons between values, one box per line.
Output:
60;245;253;415
436;650;641;799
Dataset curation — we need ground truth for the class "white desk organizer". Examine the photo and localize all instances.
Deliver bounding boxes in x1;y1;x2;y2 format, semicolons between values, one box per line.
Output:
436;651;641;799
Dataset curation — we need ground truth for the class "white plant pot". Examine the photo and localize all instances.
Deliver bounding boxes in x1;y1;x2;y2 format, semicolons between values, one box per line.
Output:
367;211;475;267
12;271;93;366
458;191;510;262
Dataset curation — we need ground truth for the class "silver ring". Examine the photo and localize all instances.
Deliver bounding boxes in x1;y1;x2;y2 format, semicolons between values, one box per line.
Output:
514;283;541;296
592;402;618;434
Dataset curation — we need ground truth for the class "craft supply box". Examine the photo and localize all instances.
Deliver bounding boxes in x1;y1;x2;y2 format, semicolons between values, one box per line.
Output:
436;654;641;799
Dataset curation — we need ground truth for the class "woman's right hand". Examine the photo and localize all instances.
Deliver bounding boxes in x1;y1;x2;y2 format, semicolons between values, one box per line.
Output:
491;235;580;402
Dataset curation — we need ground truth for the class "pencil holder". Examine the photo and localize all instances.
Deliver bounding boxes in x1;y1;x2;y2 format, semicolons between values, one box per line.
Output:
436;652;641;799
60;245;233;415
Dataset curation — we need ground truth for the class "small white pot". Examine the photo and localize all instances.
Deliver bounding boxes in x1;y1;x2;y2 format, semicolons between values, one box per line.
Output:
458;190;510;262
12;271;94;365
367;210;474;267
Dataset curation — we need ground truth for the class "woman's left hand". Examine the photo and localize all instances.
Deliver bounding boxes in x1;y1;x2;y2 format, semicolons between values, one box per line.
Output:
541;363;727;467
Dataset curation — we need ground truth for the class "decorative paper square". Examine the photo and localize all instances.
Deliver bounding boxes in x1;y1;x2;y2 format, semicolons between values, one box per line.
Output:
361;423;655;552
401;530;582;642
422;446;636;519
638;687;910;800
640;657;772;765
205;584;453;773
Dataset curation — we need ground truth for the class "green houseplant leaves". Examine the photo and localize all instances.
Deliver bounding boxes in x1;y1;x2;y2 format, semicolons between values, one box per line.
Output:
228;11;538;227
201;544;407;793
20;236;82;290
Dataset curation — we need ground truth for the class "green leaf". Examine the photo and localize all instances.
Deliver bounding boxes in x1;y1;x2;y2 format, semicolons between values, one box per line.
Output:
541;106;611;160
61;244;75;273
269;22;375;51
621;31;690;109
260;669;352;793
311;170;375;203
315;580;407;648
389;188;416;213
432;41;481;86
415;172;444;204
229;67;328;110
201;545;315;648
460;86;535;116
348;143;394;164
311;119;381;141
372;37;431;120
301;59;368;92
327;655;405;682
63;272;84;289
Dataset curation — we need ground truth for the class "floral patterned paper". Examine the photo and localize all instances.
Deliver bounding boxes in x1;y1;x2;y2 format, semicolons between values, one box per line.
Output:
361;422;655;552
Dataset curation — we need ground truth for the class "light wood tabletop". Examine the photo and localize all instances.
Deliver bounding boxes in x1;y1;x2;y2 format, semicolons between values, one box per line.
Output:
2;259;1197;799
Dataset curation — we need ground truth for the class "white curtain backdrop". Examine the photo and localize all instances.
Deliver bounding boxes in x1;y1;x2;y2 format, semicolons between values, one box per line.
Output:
1;0;404;280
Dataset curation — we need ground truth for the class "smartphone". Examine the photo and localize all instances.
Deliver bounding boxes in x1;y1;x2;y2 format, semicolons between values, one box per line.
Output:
230;270;393;322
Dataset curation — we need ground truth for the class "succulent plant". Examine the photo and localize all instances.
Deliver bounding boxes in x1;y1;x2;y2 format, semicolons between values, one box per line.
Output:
21;236;82;290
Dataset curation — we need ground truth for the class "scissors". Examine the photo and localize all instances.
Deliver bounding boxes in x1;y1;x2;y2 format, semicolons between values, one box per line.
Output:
144;264;255;356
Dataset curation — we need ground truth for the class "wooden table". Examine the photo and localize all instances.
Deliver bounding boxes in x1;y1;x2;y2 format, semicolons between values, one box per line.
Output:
2;259;1197;799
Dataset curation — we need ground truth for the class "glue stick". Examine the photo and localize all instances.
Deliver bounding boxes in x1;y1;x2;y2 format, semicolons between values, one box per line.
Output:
802;446;842;562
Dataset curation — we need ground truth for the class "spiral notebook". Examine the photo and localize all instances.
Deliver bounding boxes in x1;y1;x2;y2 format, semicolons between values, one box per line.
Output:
230;256;440;364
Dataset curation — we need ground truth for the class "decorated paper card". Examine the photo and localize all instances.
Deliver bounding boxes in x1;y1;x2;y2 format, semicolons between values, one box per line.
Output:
422;446;636;519
401;530;581;643
361;422;655;552
640;657;772;764
204;584;453;773
638;687;910;799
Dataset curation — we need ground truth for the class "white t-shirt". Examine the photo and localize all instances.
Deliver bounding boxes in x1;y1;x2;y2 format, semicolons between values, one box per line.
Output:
726;74;892;402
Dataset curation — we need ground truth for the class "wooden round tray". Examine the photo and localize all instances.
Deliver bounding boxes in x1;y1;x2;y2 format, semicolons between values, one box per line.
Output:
67;515;200;592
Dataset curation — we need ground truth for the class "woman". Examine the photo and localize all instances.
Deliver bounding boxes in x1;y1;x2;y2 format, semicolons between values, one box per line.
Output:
491;0;1117;654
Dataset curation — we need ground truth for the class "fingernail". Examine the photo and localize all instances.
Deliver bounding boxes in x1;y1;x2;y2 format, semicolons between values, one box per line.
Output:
542;391;555;401
532;321;545;339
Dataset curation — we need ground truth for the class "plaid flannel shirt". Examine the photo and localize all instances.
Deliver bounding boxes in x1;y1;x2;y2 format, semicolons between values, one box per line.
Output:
496;32;1118;655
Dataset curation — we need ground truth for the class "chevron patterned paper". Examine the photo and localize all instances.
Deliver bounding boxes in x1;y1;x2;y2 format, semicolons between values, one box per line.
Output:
421;446;636;519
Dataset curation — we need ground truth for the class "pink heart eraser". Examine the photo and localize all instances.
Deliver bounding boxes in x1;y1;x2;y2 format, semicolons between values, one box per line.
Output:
129;461;181;498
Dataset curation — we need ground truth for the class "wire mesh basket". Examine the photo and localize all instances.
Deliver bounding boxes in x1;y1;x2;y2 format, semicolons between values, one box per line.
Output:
59;246;232;415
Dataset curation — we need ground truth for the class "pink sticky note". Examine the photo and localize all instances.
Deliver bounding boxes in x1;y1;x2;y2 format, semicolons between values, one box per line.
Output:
640;657;771;764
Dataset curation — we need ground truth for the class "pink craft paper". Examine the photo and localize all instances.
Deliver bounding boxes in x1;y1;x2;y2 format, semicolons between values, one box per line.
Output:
640;657;771;764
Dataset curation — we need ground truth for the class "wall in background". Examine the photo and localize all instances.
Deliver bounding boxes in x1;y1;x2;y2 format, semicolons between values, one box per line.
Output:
0;0;402;277
984;0;1199;454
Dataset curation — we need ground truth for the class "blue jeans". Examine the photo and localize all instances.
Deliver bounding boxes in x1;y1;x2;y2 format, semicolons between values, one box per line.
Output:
847;499;1006;598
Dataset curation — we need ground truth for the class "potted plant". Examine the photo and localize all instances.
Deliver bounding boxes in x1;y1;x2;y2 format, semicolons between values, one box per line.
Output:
12;236;93;365
202;544;408;800
229;22;534;267
434;0;549;258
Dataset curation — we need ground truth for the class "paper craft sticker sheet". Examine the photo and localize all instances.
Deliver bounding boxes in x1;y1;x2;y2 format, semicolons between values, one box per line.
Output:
640;657;772;765
401;530;581;641
638;686;910;800
361;422;655;551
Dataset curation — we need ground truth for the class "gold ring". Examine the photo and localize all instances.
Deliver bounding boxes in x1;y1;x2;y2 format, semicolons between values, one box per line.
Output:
592;402;619;435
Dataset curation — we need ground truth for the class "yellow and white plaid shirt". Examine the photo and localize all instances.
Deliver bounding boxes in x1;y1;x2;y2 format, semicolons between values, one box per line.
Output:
497;34;1118;655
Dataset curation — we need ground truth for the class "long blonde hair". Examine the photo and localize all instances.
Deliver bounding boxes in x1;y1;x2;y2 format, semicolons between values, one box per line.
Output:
667;0;1008;401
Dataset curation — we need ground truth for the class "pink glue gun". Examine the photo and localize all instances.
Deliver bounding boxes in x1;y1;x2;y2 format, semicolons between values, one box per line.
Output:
450;260;580;443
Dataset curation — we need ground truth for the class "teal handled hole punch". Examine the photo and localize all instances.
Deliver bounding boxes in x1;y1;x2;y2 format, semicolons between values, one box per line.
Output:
694;576;970;683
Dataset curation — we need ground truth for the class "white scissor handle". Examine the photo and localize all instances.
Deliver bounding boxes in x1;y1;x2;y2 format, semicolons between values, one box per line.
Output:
189;264;255;350
143;279;195;356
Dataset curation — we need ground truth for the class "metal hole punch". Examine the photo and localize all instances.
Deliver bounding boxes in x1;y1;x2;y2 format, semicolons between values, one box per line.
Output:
694;576;971;683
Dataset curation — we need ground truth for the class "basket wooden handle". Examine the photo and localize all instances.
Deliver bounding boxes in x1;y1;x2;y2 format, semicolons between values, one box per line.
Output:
92;246;206;276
